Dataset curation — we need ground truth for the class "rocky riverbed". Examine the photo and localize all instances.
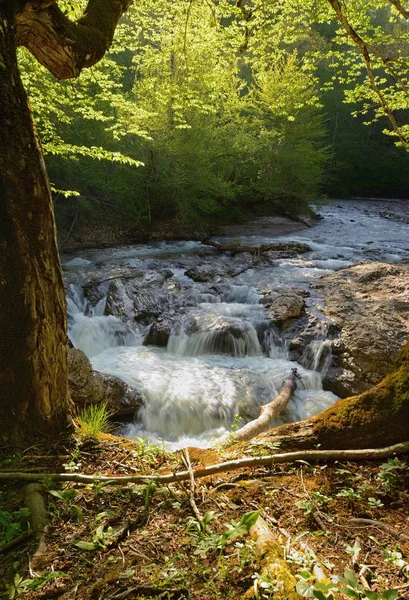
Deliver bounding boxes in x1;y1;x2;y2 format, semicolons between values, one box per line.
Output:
63;199;409;448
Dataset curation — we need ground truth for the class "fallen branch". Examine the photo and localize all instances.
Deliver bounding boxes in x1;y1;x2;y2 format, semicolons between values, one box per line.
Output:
202;240;311;256
350;518;409;542
0;531;33;554
82;271;144;289
231;254;261;278
182;448;202;524
109;586;190;599
0;441;408;485
221;370;298;446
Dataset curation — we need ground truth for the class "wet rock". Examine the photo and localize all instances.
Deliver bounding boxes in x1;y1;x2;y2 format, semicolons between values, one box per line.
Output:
379;210;409;225
133;291;166;322
68;348;143;418
313;262;409;396
83;279;110;307
144;320;171;347
173;314;262;357
100;270;184;327
184;263;228;282
84;270;143;309
261;290;305;322
288;317;338;367
105;280;136;320
266;242;312;259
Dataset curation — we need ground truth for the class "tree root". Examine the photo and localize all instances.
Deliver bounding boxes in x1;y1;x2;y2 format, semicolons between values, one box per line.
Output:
0;441;408;485
243;516;298;599
24;483;49;567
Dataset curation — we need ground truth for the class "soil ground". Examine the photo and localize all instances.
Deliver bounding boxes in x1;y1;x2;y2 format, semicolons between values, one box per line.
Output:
1;434;409;600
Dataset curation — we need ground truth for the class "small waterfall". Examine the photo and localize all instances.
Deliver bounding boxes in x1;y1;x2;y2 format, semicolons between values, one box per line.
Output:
222;285;261;304
93;296;107;316
302;339;333;374
168;327;262;357
69;313;141;357
168;310;263;358
67;283;87;315
300;321;333;376
62;236;354;448
264;328;288;360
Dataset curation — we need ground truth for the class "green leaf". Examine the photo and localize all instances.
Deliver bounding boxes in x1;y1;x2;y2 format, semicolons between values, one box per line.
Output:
299;570;313;579
74;540;97;551
312;591;328;600
202;511;216;527
296;578;315;597
344;568;359;586
49;490;64;500
315;582;335;591
339;588;361;599
382;591;398;600
220;510;261;548
365;592;379;600
95;511;117;521
73;505;83;525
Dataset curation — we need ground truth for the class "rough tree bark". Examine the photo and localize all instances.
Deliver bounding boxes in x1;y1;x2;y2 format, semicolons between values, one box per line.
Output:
0;0;132;445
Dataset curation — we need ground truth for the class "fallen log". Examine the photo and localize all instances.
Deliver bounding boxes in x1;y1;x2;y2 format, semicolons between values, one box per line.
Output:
1;441;408;486
221;370;298;447
202;240;311;256
259;340;409;452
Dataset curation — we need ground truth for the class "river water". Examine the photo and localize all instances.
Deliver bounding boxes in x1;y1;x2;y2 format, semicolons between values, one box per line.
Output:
62;199;409;448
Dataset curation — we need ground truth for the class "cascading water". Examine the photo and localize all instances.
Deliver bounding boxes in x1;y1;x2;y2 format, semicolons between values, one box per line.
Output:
299;321;333;377
62;199;409;449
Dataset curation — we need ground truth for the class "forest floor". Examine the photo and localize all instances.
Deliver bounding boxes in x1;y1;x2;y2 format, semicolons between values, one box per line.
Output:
1;433;409;600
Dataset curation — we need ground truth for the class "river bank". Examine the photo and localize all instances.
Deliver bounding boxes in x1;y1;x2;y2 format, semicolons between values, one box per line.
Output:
57;208;317;253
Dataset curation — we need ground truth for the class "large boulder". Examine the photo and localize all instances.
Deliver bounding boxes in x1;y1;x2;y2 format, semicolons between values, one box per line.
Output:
68;348;143;418
312;262;409;397
261;289;305;323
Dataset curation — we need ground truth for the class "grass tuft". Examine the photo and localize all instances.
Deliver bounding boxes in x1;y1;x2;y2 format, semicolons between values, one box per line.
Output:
77;403;112;441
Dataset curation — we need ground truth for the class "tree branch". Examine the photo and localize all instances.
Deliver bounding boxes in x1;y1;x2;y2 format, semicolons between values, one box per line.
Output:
327;0;409;151
16;0;133;79
0;441;408;485
388;0;409;19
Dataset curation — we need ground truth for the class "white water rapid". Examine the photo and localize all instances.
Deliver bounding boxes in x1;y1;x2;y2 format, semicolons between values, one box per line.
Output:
62;199;409;449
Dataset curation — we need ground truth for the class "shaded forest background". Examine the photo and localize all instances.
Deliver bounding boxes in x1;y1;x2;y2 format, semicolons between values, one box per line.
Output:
20;0;409;238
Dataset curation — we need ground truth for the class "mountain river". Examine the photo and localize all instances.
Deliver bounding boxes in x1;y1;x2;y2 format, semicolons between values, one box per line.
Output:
62;199;409;448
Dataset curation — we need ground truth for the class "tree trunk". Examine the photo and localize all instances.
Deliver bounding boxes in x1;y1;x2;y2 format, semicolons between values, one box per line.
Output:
260;342;409;451
0;5;70;444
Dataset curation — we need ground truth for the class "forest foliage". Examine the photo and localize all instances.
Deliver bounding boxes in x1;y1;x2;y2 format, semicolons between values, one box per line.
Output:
18;0;409;231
